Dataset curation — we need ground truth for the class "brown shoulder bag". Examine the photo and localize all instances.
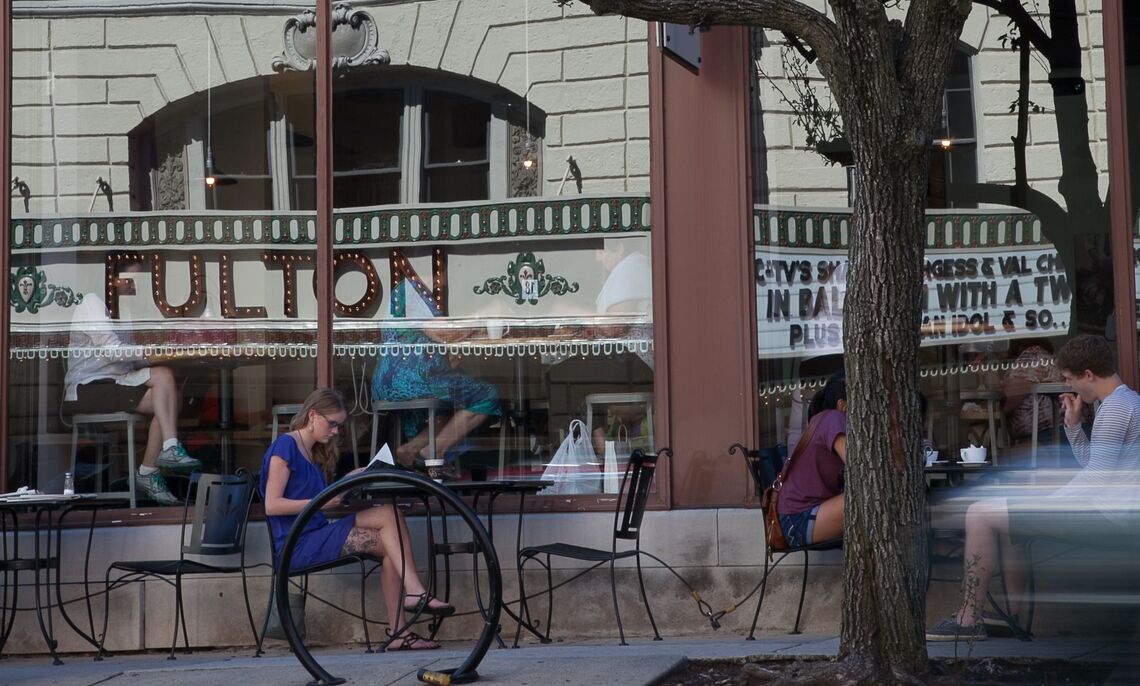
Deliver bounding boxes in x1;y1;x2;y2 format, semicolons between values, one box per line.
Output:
760;414;822;558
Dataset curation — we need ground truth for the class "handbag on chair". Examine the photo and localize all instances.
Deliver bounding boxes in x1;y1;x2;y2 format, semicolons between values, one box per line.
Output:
760;413;822;559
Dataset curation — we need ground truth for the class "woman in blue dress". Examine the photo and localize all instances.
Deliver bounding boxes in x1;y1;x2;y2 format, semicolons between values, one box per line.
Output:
260;388;453;650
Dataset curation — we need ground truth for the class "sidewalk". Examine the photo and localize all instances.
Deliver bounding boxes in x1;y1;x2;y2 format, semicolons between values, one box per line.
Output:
0;634;1129;686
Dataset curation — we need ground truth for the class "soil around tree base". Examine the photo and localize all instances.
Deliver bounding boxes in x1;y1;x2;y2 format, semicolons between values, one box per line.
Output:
651;656;1119;686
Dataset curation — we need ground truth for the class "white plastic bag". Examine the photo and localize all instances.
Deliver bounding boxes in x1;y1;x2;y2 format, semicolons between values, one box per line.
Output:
603;422;632;493
542;419;600;494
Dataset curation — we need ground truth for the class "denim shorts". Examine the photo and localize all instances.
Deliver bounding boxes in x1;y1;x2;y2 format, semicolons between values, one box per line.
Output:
778;504;820;548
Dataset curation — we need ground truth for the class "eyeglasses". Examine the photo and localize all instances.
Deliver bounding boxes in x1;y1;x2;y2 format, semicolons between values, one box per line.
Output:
321;414;345;431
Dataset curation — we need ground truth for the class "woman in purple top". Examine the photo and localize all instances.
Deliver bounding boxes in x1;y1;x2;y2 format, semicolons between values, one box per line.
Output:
260;388;453;650
777;372;847;547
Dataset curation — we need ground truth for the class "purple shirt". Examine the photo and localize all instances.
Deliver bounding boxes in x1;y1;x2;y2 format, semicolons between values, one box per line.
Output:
777;409;846;515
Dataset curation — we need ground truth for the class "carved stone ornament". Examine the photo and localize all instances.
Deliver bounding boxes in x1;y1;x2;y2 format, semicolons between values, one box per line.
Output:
10;266;83;314
155;146;186;211
272;2;391;73
473;252;578;306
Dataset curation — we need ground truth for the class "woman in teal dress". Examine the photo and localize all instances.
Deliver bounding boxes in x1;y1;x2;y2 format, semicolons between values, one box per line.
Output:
260;388;453;650
372;326;500;467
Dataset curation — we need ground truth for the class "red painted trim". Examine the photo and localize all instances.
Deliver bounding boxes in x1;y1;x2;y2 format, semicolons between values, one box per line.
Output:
1;0;12;493
647;23;671;505
315;0;334;387
1104;0;1138;388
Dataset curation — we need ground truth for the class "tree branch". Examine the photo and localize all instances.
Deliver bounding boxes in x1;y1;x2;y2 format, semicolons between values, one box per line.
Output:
972;0;1057;63
565;0;847;81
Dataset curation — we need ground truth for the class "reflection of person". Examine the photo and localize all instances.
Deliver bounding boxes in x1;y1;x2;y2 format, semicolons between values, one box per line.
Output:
63;260;198;505
371;288;500;468
927;335;1140;641
776;372;847;547
1002;338;1063;444
260;389;453;650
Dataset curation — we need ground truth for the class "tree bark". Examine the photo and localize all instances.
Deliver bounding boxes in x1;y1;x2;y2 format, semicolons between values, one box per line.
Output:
568;0;968;679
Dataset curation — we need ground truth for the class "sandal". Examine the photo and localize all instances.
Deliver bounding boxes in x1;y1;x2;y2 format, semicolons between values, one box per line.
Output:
403;592;455;617
384;629;441;651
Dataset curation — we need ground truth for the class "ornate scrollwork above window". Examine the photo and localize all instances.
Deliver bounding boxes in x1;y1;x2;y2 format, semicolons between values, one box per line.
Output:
272;2;391;74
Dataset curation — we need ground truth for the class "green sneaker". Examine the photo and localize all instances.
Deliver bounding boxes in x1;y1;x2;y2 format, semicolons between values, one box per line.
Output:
155;443;201;472
135;470;180;506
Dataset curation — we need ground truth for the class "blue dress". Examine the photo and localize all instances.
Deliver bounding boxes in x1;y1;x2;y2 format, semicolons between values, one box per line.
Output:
259;434;356;571
372;327;500;441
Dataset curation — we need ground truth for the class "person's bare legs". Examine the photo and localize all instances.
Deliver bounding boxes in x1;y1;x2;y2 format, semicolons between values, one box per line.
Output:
811;493;845;542
134;366;181;465
343;504;447;631
397;409;487;464
134;366;181;450
955;497;1014;624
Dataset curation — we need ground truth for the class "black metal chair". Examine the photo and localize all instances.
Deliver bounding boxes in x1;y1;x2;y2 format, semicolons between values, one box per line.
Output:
254;509;382;655
729;443;843;639
101;472;258;659
516;447;670;646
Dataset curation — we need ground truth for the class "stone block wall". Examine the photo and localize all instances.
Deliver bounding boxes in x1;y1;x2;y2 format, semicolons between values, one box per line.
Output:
9;1;650;213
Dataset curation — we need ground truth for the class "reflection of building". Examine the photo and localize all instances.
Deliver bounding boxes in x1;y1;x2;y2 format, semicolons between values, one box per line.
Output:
4;0;1140;653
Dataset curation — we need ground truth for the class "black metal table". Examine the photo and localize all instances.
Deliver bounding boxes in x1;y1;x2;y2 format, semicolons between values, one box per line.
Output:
0;494;128;664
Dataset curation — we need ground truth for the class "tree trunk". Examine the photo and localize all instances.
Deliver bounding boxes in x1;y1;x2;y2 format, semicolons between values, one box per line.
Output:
839;135;931;676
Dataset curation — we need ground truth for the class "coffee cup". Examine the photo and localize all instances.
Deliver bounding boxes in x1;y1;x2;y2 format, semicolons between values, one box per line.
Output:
424;458;448;482
924;450;939;467
486;320;509;340
959;445;987;463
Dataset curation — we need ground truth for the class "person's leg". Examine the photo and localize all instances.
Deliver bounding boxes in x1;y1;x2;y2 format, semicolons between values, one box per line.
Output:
956;497;1010;624
141;416;162;466
134;366;180;442
811;492;845;542
430;409;487;459
998;534;1029;621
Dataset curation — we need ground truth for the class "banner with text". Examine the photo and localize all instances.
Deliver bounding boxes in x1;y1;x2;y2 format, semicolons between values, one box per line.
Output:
756;245;1072;359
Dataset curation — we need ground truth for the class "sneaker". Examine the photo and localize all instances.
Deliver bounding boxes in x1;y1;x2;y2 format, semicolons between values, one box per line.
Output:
926;616;987;642
135;470;180;506
155;443;201;472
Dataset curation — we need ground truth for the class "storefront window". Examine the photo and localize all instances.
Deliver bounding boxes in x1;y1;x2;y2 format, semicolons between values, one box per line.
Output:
751;4;1114;469
4;2;653;502
7;4;317;505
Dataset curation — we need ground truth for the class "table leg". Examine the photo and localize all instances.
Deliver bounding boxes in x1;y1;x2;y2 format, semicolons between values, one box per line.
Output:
53;506;109;656
218;366;233;473
0;510;17;655
32;509;62;665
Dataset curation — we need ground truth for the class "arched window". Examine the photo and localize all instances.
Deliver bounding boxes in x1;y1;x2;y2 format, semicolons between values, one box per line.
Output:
129;69;544;211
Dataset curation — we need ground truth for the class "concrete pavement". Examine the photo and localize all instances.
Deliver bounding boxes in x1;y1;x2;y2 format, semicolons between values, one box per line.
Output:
0;634;1132;686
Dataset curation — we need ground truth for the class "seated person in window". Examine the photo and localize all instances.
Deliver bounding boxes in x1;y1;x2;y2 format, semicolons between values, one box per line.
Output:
548;239;655;456
63;258;199;505
1002;337;1063;445
371;288;500;469
776;371;847;547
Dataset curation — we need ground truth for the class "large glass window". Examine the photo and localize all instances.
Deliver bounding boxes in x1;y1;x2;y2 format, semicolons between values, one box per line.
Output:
751;4;1114;471
8;6;316;506
5;1;653;502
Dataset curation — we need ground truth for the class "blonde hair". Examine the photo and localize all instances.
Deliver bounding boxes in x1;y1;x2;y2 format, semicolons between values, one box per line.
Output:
289;388;348;480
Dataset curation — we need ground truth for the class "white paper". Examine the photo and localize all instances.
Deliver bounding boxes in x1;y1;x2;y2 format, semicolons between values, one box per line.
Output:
369;444;395;468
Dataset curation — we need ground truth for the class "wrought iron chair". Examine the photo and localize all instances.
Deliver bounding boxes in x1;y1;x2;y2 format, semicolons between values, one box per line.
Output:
516;447;670;646
254;502;382;655
729;443;843;638
101;472;258;659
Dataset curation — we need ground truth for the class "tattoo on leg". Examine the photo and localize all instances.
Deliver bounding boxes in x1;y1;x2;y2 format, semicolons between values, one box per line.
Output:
342;527;382;557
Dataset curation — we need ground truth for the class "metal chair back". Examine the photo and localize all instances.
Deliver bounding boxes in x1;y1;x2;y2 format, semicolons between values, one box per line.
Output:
613;448;669;541
182;472;255;558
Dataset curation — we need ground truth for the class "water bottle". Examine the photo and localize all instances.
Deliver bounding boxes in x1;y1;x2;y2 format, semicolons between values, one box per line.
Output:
62;471;75;496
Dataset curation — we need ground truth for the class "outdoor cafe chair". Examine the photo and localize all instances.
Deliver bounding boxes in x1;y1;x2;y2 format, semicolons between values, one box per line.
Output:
254;497;381;656
515;447;670;646
101;472;258;659
729;443;843;638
